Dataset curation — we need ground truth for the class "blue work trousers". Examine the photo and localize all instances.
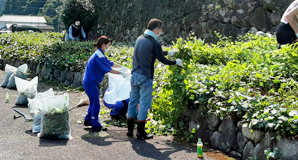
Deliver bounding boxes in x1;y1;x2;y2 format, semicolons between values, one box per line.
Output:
83;81;101;128
127;72;153;121
103;99;129;116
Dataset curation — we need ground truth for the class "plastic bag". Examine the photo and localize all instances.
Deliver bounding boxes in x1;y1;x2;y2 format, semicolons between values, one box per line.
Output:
0;64;17;87
103;67;131;104
15;76;38;105
37;93;72;139
28;88;55;133
7;64;28;89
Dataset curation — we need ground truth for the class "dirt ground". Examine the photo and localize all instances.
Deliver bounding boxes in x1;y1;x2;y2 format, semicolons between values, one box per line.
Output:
0;69;238;160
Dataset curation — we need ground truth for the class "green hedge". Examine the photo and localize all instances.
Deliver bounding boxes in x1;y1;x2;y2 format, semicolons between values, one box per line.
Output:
1;32;298;139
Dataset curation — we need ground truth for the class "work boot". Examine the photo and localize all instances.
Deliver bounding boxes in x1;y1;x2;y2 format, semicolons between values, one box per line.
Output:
126;118;134;137
91;119;107;132
83;120;92;126
136;121;153;140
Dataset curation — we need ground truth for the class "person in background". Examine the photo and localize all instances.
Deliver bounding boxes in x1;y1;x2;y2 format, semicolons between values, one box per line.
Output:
126;18;183;140
276;0;298;46
83;36;129;132
65;21;86;41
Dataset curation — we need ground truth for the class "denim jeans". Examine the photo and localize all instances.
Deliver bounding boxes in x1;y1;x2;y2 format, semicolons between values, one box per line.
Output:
127;72;153;121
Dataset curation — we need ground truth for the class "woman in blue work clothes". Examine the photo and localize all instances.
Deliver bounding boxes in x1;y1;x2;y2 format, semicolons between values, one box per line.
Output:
83;36;129;132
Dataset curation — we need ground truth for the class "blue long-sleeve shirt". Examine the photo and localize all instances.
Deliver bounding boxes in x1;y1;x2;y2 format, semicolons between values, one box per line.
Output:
83;49;114;85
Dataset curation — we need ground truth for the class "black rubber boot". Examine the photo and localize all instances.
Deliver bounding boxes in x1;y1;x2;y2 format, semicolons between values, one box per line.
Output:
127;118;134;137
83;121;92;126
136;121;153;140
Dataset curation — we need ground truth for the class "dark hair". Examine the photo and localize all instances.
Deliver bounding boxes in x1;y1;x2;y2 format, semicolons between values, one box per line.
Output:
94;36;112;49
147;18;163;31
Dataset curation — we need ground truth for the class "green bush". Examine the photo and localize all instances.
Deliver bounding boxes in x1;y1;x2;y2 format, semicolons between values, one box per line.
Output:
1;32;298;139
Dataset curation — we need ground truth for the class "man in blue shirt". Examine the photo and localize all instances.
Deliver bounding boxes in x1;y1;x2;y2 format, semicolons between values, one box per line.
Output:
127;19;183;139
65;21;86;41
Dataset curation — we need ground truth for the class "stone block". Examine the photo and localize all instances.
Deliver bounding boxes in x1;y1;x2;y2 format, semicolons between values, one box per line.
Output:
207;113;221;131
276;138;298;160
219;142;229;151
218;118;237;149
230;151;242;158
237;121;243;132
243;141;255;160
237;132;247;153
73;72;83;88
60;71;67;82
211;131;222;148
242;126;265;143
197;119;210;142
36;63;41;76
53;70;60;80
66;71;74;84
188;121;198;133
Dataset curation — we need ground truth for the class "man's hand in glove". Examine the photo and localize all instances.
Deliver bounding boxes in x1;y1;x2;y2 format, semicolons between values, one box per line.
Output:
168;50;178;56
176;59;183;67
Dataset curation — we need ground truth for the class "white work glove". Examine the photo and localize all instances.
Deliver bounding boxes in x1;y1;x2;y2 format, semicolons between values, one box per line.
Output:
120;72;130;78
176;59;183;67
168;50;178;56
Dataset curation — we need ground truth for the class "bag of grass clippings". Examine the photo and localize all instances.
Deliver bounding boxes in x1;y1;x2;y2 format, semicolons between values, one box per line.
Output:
37;93;72;139
28;88;55;133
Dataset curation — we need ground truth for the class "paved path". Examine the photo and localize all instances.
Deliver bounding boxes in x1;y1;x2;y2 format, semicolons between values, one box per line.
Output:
0;69;237;160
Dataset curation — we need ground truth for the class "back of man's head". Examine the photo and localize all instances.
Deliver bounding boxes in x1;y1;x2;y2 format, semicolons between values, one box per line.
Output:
147;18;163;31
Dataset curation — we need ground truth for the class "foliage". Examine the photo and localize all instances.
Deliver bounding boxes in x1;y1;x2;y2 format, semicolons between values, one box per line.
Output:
38;0;65;31
2;32;298;141
1;0;47;15
264;148;279;159
61;0;98;34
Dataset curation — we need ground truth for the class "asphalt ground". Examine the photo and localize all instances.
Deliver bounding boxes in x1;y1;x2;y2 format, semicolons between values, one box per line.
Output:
0;69;236;160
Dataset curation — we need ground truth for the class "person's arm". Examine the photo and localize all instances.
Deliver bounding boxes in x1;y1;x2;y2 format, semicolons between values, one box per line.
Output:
68;26;74;40
109;69;120;74
155;46;176;65
286;5;298;36
163;51;168;56
81;27;86;39
97;58;128;77
112;64;122;68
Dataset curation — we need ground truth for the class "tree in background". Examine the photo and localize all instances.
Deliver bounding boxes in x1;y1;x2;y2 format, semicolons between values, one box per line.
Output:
38;0;65;32
2;0;47;15
23;0;47;15
62;0;98;37
2;0;27;15
0;0;6;14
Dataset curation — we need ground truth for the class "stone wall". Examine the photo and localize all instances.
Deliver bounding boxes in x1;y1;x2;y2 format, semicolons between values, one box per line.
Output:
93;0;291;44
0;59;109;97
2;58;297;159
183;107;298;160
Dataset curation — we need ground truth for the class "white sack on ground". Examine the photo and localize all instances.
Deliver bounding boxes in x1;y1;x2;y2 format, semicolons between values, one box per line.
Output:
1;64;17;87
7;64;28;89
15;76;38;105
28;88;55;133
103;67;131;104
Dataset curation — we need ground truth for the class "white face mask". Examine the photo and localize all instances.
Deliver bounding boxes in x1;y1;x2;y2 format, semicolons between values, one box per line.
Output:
105;46;110;53
157;32;162;37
